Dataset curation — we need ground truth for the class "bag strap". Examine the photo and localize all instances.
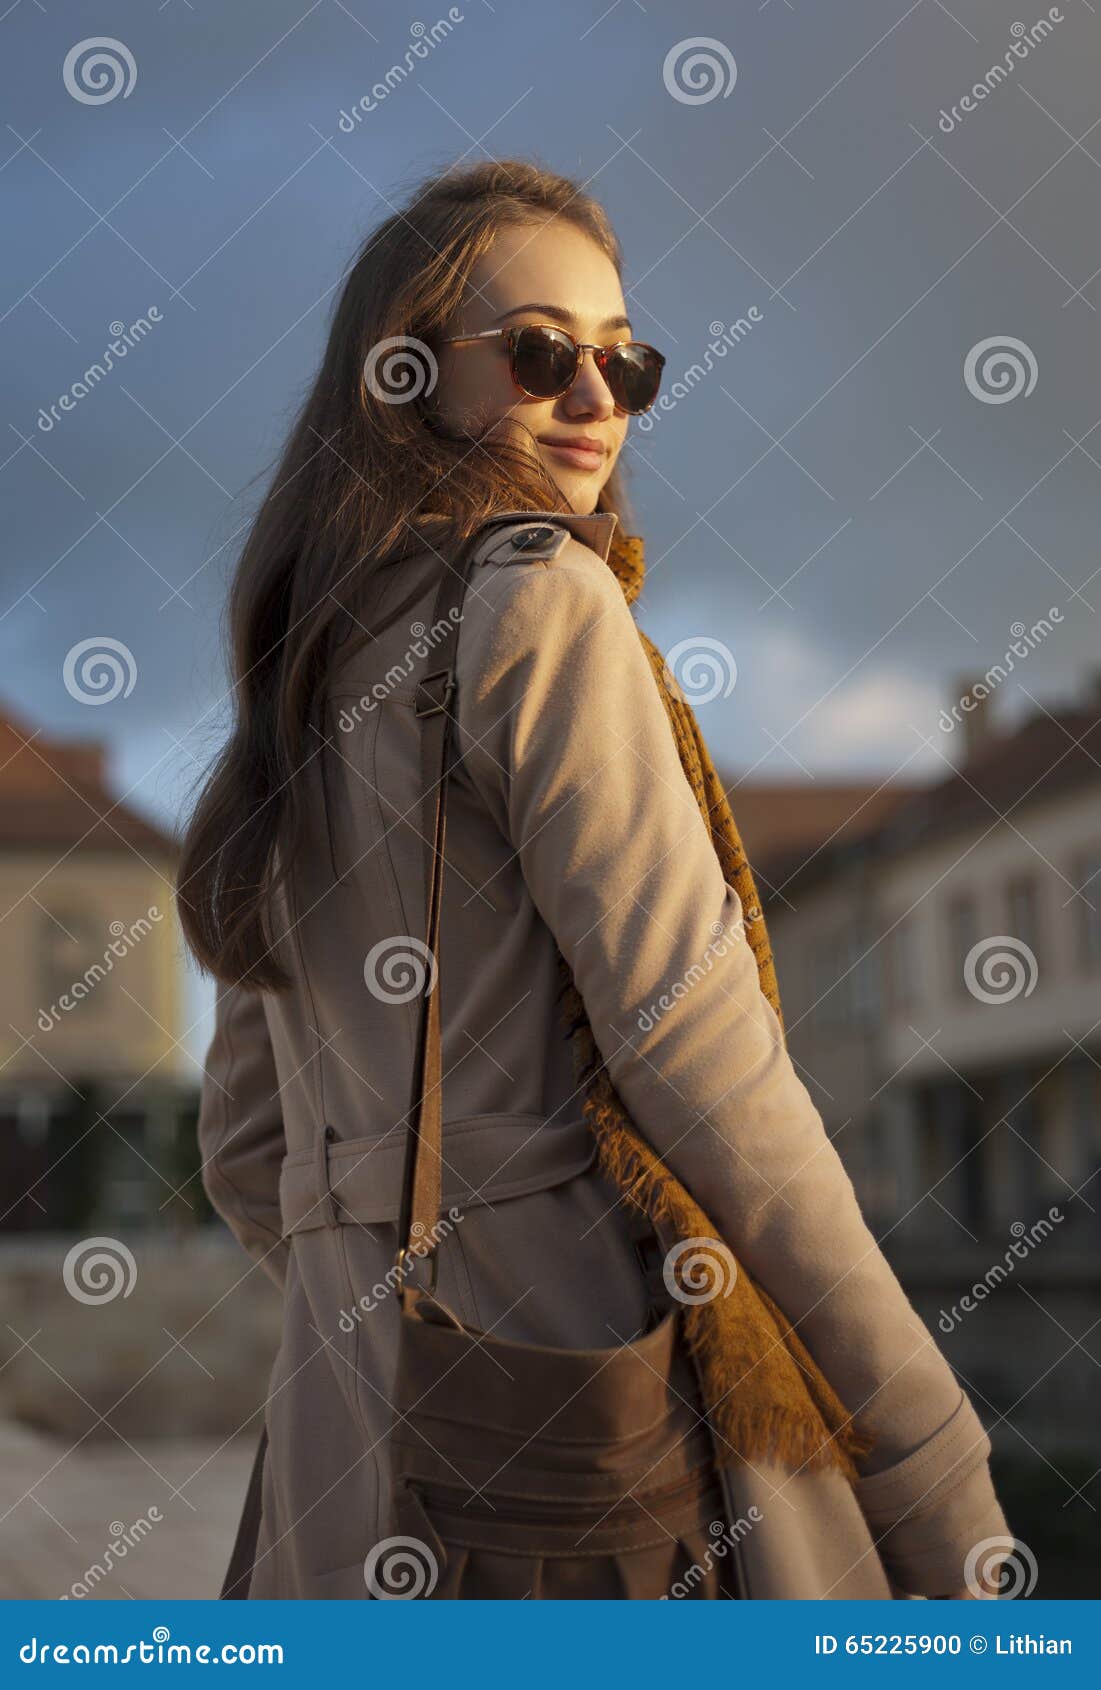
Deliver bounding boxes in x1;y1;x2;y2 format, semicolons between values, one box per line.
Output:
393;516;532;1292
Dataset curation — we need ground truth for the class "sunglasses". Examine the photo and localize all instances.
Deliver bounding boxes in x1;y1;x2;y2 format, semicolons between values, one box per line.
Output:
437;322;666;415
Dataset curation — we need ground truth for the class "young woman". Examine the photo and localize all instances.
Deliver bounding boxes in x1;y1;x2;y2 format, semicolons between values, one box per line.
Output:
179;158;1009;1600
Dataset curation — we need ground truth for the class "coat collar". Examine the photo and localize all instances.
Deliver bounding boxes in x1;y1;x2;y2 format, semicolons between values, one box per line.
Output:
478;507;619;564
475;509;646;607
391;508;645;606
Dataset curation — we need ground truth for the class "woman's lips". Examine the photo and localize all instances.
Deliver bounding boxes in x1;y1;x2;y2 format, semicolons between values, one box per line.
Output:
541;440;606;471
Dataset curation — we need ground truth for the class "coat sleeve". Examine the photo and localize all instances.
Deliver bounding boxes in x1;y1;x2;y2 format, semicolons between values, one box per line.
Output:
196;980;289;1292
452;536;1010;1598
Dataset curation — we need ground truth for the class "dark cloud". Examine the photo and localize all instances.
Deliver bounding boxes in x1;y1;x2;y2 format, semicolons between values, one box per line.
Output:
3;0;1095;862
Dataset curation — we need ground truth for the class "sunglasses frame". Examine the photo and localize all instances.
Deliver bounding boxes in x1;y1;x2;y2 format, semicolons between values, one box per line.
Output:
437;322;666;415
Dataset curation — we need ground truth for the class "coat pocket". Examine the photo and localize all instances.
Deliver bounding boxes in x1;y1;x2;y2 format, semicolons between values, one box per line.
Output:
279;1113;635;1447
440;1149;655;1348
377;1291;738;1601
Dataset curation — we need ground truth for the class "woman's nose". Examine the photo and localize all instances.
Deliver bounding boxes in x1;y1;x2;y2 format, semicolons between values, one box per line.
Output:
562;352;617;420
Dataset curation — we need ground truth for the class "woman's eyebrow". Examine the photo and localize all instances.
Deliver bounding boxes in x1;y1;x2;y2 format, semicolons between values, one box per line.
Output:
493;301;633;335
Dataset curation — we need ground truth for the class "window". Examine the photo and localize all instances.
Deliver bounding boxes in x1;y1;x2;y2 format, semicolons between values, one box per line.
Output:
848;931;881;1028
1006;874;1042;972
811;930;880;1029
38;905;105;1014
809;936;844;1027
945;891;979;997
885;917;919;1014
99;1109;155;1230
1072;847;1101;972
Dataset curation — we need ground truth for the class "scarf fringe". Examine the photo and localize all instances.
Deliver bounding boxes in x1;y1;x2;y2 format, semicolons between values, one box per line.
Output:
545;529;879;1486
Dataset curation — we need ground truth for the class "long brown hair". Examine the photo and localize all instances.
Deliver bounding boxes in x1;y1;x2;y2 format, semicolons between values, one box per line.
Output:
176;157;636;991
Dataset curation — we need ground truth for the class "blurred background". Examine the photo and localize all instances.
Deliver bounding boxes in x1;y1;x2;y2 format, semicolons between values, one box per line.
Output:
1;0;1098;1598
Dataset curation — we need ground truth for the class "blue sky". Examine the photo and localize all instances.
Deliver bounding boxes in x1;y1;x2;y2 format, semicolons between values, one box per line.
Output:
3;0;1097;1059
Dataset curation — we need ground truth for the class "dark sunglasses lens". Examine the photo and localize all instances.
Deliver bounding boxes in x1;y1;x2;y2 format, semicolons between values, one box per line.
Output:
512;326;578;396
605;344;663;413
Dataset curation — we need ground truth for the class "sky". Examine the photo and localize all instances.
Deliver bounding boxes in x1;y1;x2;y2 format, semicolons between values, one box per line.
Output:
2;0;1098;1060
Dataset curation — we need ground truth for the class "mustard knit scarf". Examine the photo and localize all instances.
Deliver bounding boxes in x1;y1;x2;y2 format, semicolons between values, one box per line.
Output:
553;527;877;1484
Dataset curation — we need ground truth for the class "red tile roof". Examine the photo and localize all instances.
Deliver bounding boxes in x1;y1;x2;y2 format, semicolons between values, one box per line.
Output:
0;702;179;856
720;780;914;878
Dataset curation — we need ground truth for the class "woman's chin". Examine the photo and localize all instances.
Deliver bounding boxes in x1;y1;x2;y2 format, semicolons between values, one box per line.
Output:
541;460;603;513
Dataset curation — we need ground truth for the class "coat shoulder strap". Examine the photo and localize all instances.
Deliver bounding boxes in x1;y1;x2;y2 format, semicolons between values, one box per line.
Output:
474;518;572;567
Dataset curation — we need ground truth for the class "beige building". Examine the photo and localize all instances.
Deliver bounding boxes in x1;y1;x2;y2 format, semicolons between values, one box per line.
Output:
0;704;192;1234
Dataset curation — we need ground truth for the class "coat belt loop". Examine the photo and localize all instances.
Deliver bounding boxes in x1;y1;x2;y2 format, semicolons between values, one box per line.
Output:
316;1124;339;1227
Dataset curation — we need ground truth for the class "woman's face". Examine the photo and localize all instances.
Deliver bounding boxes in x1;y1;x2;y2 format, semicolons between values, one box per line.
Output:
431;220;632;515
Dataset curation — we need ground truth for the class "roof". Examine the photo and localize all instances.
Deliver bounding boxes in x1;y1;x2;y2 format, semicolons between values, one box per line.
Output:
738;695;1101;900
0;701;179;856
879;700;1101;852
719;780;915;897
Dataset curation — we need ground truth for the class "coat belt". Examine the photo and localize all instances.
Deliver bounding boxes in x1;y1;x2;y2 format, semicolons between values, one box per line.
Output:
279;1112;598;1235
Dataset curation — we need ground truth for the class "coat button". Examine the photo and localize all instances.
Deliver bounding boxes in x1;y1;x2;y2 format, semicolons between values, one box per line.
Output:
510;524;557;552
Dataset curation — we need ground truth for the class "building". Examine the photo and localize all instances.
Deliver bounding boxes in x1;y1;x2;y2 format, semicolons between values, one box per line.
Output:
0;704;195;1234
732;675;1101;1465
742;679;1100;1242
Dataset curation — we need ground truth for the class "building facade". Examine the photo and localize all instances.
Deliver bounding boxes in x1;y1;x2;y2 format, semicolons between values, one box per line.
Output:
738;679;1101;1465
0;706;196;1235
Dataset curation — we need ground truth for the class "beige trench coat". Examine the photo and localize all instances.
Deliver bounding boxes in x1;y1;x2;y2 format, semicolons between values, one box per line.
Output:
197;509;1010;1600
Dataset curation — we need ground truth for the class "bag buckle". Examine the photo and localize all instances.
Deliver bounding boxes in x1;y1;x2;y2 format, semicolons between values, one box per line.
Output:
414;670;454;718
395;1240;439;1294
